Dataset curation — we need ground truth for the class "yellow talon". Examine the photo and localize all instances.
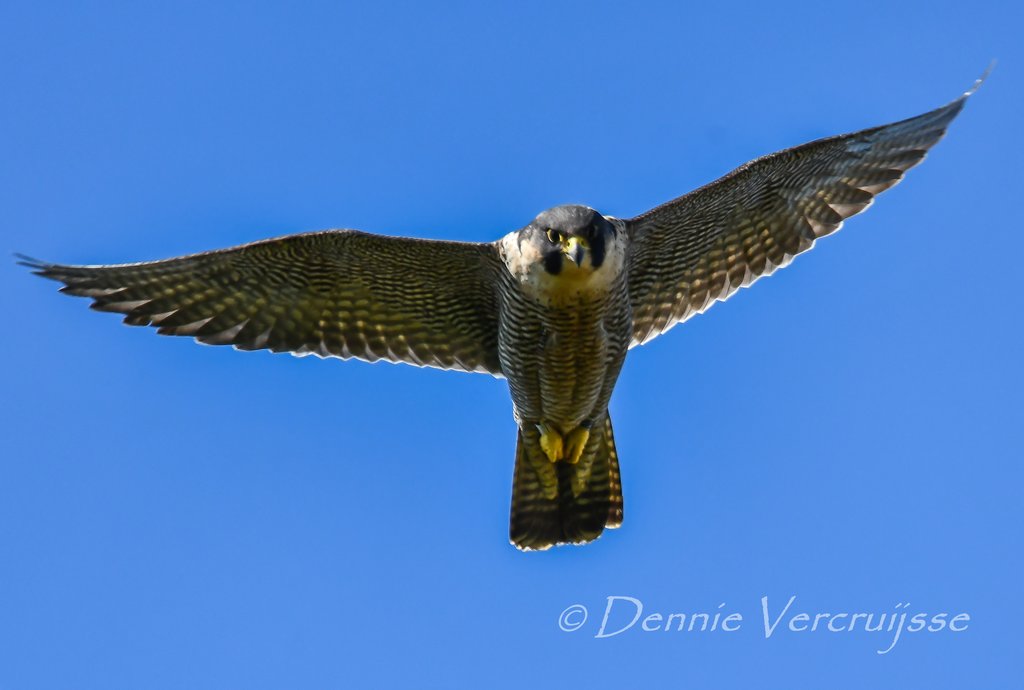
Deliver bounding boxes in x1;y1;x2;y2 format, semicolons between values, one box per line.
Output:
564;427;590;465
538;423;564;463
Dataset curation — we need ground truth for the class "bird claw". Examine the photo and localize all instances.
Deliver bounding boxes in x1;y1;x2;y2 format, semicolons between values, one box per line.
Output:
538;423;563;463
564;427;590;465
537;422;589;464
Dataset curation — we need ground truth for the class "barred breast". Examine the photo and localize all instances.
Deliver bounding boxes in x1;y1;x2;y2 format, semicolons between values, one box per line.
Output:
496;270;632;431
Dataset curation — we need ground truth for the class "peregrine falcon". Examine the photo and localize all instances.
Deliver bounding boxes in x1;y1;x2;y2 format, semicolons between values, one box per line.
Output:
20;77;981;550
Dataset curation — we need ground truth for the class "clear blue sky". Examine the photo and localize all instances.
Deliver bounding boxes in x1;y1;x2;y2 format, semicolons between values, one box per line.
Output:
2;1;1021;687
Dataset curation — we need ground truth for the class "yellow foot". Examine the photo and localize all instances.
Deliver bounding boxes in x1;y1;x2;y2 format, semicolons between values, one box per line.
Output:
564;426;590;465
537;423;564;463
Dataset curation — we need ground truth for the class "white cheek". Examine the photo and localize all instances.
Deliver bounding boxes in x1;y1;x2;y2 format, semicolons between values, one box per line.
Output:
499;233;540;278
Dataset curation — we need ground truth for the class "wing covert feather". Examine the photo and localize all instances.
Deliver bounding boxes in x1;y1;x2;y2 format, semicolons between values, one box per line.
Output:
626;84;978;347
23;230;506;375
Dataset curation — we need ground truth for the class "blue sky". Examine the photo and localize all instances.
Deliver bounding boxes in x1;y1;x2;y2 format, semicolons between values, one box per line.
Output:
1;1;1021;687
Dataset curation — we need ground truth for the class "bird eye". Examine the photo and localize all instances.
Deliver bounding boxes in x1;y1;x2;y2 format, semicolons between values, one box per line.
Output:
546;228;560;243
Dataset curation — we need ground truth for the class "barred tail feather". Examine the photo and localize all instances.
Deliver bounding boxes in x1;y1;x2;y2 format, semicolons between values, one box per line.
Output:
509;413;623;551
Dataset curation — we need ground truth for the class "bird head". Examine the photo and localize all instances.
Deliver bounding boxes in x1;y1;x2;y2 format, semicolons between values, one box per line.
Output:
522;205;618;278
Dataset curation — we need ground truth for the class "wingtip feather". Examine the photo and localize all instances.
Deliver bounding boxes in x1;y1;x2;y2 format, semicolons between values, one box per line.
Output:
14;252;48;270
964;61;995;98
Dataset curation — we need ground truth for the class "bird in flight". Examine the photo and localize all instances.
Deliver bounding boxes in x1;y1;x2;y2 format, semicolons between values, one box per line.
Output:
21;76;982;550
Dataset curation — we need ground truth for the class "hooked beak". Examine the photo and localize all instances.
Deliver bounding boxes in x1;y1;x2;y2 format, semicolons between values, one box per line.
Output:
562;236;587;267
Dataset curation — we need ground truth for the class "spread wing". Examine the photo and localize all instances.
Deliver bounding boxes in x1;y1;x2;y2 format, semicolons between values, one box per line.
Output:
21;229;506;375
626;81;981;347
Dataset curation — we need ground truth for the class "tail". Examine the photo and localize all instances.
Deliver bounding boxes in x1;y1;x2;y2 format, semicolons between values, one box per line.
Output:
509;412;624;551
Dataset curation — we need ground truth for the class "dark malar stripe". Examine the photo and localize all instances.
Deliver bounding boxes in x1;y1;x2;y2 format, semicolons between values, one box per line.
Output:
543;250;563;275
589;231;606;269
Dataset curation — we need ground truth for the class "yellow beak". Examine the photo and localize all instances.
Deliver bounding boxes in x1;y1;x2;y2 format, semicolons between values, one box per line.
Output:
562;236;588;266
